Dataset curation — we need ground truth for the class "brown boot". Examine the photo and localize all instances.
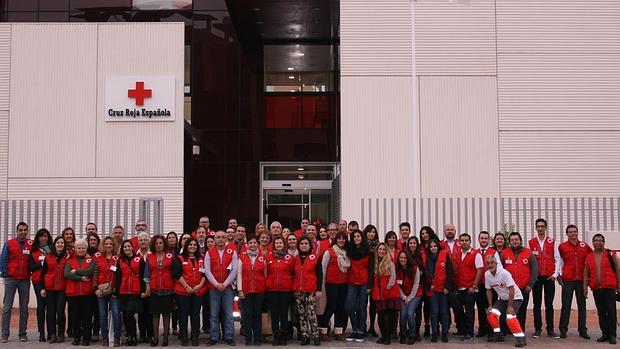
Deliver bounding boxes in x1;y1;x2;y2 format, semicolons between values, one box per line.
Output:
319;333;331;342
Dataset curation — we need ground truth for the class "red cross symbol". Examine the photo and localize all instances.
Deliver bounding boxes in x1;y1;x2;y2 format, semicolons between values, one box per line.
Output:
128;81;152;106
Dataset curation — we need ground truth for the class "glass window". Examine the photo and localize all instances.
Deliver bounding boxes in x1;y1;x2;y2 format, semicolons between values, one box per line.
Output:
39;0;69;11
264;45;334;93
7;12;37;21
133;0;191;10
39;12;70;21
193;0;227;10
265;95;332;129
7;0;37;11
70;0;131;11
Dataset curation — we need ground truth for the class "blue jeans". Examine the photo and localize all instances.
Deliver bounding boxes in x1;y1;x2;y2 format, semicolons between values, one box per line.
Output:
2;278;30;338
345;285;368;334
97;295;121;341
400;297;421;337
429;293;450;336
209;288;234;341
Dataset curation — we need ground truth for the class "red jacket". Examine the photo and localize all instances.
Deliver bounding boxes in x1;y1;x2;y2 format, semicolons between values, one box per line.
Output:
42;253;67;291
371;272;399;301
477;247;497;283
559;240;592;281
65;255;94;297
31;248;47;284
207;247;235;290
174;255;207;296
119;256;142;295
239;252;266;294
318;240;331;257
348;255;370;285
146;253;175;292
294;254;320;293
396;267;415;296
441;240;462;265
528;237;556;277
325;248;348;284
265;253;295;291
429;250;450;292
6;238;33;280
94;252;118;287
501;248;533;289
585;250;618;290
454;249;479;289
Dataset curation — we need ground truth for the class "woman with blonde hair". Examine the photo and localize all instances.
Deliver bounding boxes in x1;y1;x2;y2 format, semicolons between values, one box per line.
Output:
371;243;400;345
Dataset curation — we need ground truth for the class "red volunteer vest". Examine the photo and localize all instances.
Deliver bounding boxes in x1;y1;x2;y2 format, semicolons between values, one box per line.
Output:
265;253;295;291
528;237;556;277
119;256;142;295
371;272;400;301
585;251;617;290
294;254;319;293
396;267;414;296
94;252;118;286
146;253;174;292
501;248;532;289
239;252;267;294
208;247;235;290
430;250;450;292
318;240;331;257
31;249;47;284
348;255;370;285
455;249;479;288
174;255;207;296
477;247;496;283
43;254;67;291
325;248;348;284
6;238;33;280
441;240;462;265
559;240;592;281
65;255;94;296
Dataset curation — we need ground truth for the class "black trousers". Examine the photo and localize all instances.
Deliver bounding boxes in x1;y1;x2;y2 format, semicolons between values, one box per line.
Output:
176;294;204;340
516;288;530;331
532;276;556;332
456;290;475;337
559;280;587;334
474;288;490;335
377;309;397;340
69;296;93;341
46;290;66;338
138;298;153;339
202;291;210;332
323;283;348;329
90;295;100;337
593;288;617;339
33;283;47;337
267;292;291;334
123;312;138;338
242;293;264;342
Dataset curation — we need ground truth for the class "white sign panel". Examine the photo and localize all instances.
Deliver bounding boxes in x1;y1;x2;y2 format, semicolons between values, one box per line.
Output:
105;76;175;122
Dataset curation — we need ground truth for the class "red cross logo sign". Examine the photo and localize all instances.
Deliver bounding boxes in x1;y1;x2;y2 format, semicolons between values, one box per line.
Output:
128;81;152;106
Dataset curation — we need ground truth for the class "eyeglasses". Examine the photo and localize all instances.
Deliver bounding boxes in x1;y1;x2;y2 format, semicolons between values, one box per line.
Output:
136;224;147;227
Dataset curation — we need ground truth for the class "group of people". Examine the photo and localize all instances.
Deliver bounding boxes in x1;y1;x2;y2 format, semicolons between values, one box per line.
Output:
0;216;618;348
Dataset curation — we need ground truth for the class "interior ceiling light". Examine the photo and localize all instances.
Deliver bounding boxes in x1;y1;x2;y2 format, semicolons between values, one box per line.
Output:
313;20;320;24
256;21;263;25
297;166;305;171
295;34;300;38
294;52;305;57
287;67;294;71
312;7;320;11
298;174;305;179
288;75;295;79
253;7;261;11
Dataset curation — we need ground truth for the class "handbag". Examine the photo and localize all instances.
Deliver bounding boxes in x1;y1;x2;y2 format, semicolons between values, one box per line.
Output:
98;282;113;296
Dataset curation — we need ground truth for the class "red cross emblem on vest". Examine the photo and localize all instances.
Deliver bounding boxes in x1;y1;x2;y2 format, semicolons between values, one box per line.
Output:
128;81;152;106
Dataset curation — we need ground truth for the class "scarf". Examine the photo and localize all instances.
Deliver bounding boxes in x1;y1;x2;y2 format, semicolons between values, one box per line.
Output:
247;249;258;258
332;245;350;273
40;245;51;254
274;249;287;260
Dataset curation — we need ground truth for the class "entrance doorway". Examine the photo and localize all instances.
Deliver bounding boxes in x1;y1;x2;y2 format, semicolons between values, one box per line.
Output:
260;163;339;230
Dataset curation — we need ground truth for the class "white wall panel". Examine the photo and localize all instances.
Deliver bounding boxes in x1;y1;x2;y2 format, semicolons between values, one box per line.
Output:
340;76;418;220
419;77;500;197
414;0;496;76
96;23;184;177
500;132;620;196
497;0;620;53
0;25;10;111
9;24;97;178
0;111;7;200
340;0;412;76
498;54;620;130
7;177;183;232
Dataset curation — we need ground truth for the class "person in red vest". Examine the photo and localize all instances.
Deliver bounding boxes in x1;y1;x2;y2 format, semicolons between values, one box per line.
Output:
396;222;411;251
265;236;296;345
500;232;538;331
583;233;619;344
425;239;453;343
64;238;95;346
475;231;501;339
191;216;215;238
29;228;52;343
238;235;267;346
406;234;429;341
134;231;153;343
453;233;483;341
528;218;561;339
172;237;207;346
484;254;527;347
371;242;400;345
40;236;68;344
344;229;371;342
439;224;462;336
204;230;238;346
116;239;148;346
195;227;208;255
144;235;175;346
395;249;421;345
320;231;350;342
129;219;149;252
93;236;121;347
558;224;592;339
0;222;33;343
385;231;399;263
363;224;380;337
294;218;310;239
293;236;323;346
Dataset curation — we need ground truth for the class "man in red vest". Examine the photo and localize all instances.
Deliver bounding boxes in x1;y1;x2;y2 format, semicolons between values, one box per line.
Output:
294;218;310;239
204;230;239;346
0;222;32;342
440;224;462;336
397;222;411;251
583;233;619;344
453;233;483;341
528;218;561;338
558;224;592;339
475;231;501;338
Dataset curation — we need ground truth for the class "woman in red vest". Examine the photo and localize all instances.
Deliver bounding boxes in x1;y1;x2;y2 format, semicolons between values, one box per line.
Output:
29;228;52;342
265;236;296;345
384;231;399;263
293;236;322;346
426;239;453;343
344;229;371;342
172;237;207;346
396;249;421;345
40;236;67;343
93;236;121;347
405;235;427;341
64;238;95;346
145;234;175;346
363;224;380;337
115;240;147;346
238;235;267;346
371;242;400;345
165;231;180;337
320;231;349;341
